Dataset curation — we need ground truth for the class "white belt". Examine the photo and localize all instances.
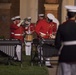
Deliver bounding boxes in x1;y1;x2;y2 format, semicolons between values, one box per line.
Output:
14;34;24;36
63;41;76;45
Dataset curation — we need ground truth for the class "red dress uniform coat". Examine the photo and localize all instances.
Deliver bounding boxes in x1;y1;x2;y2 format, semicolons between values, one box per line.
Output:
25;23;35;34
50;22;57;34
35;19;52;39
36;18;45;24
11;23;25;42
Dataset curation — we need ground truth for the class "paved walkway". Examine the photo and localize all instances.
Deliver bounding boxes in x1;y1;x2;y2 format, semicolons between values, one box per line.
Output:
48;65;57;75
47;56;59;75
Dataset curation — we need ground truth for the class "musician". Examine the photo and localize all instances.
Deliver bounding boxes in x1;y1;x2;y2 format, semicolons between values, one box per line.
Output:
47;13;59;39
10;16;25;61
13;16;25;42
35;13;55;67
25;17;35;56
55;6;76;75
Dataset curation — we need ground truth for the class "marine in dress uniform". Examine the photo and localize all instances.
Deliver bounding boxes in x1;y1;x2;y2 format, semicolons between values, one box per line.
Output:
36;14;45;38
47;13;59;38
55;5;76;75
35;14;53;39
35;13;55;67
25;17;35;56
10;16;25;61
13;16;25;42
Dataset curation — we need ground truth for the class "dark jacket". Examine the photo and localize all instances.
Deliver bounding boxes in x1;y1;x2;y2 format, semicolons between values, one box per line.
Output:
55;20;76;62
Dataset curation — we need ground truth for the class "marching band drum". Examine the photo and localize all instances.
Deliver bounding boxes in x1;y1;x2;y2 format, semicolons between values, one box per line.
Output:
24;34;33;42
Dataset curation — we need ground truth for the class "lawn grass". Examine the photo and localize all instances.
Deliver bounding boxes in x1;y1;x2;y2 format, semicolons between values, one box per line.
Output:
0;65;48;75
0;51;49;75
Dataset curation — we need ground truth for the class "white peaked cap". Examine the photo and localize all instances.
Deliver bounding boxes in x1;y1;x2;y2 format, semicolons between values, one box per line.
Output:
47;13;55;21
15;16;21;19
27;17;31;19
39;14;44;16
65;5;76;12
11;17;16;21
53;18;59;29
53;18;59;25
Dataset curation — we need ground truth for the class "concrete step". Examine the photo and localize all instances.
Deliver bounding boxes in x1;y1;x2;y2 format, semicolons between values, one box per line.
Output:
50;56;59;65
51;56;59;60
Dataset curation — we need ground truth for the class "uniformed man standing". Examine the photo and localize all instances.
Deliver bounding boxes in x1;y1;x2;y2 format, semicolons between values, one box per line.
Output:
35;13;55;67
47;13;59;38
25;17;35;56
13;16;25;42
10;16;25;61
35;13;53;39
55;5;76;75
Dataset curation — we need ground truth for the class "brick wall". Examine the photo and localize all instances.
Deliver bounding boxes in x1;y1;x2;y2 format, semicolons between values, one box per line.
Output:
10;0;20;18
38;0;45;14
0;0;20;39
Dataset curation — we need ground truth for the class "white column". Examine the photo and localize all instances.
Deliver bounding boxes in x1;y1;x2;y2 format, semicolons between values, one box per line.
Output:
20;0;38;23
20;0;27;19
30;0;38;23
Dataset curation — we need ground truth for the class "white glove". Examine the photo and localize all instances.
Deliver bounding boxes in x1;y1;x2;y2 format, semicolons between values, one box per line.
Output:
51;35;55;39
17;20;24;27
40;32;46;37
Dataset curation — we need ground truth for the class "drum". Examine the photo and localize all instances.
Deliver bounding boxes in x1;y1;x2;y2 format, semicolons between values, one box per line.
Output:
25;34;33;41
